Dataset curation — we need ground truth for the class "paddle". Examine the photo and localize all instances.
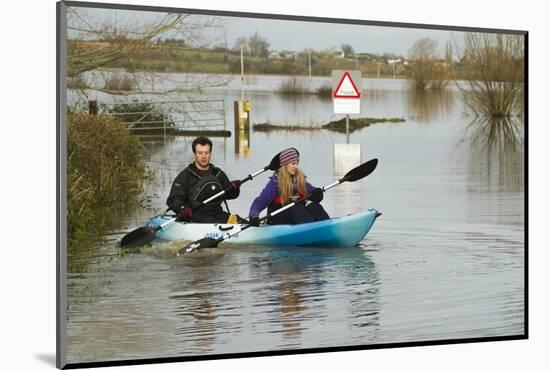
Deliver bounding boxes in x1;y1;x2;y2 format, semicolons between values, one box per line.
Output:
120;154;282;248
178;158;378;255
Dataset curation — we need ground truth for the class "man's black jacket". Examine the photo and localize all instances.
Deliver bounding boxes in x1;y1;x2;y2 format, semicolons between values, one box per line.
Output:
166;162;239;223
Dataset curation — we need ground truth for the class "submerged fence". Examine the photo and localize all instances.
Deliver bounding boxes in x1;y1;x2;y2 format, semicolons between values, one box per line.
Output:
89;99;229;136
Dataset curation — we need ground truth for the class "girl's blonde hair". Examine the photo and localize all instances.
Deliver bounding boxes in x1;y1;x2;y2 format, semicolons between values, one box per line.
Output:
277;166;308;204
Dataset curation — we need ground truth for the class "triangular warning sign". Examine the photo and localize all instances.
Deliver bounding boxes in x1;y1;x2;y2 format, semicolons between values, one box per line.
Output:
333;71;361;98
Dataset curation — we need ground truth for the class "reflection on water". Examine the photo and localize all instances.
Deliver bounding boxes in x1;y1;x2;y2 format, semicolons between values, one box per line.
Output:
246;246;380;349
235;128;251;155
462;117;524;194
465;116;523;148
171;253;229;354
407;88;454;122
255;254;313;344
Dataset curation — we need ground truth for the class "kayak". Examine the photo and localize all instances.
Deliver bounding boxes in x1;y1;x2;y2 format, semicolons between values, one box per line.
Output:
147;209;381;247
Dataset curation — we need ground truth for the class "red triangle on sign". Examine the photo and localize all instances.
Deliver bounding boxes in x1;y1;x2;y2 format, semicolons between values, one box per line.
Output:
333;71;361;98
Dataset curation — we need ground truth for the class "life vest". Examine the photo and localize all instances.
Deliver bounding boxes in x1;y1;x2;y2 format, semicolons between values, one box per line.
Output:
187;166;225;209
269;176;304;209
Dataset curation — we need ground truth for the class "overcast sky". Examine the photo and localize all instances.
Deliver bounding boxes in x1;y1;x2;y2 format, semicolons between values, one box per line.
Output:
74;6;467;57
220;16;457;56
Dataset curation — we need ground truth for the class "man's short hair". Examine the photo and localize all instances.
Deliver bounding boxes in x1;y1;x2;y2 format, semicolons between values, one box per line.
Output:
192;136;213;153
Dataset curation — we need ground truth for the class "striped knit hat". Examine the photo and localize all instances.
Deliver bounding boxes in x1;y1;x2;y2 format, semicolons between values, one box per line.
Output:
279;147;300;166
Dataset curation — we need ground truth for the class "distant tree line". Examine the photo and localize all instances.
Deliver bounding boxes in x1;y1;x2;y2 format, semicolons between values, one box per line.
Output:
156;38;188;47
233;32;271;57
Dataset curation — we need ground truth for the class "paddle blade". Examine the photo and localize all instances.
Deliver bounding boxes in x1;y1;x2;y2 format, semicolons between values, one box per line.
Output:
266;148;301;171
341;158;378;183
120;226;158;249
265;153;281;171
177;237;222;255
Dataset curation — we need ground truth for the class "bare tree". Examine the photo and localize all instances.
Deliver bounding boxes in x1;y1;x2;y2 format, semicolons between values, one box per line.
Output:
458;33;524;118
407;38;445;89
248;32;270;57
445;40;454;77
66;7;231;96
341;44;355;57
233;37;249;54
426;40;454;89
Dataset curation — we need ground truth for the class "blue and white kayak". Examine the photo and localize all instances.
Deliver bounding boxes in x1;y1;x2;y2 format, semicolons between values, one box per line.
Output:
147;209;381;247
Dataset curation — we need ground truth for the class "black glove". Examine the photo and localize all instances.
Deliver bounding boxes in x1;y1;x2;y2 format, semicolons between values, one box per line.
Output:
176;207;192;222
231;180;241;190
249;216;260;227
226;180;241;198
310;188;324;203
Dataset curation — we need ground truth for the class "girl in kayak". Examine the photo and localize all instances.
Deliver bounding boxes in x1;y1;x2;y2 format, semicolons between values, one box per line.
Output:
248;148;330;226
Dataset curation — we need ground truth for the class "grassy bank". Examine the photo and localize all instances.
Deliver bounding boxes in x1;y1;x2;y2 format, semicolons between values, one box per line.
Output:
67;112;148;251
253;122;320;132
253;117;405;133
275;77;334;98
322;117;405;132
70;40;408;78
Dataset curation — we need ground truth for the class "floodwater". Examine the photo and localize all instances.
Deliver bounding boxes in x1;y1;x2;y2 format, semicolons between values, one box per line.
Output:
65;75;525;364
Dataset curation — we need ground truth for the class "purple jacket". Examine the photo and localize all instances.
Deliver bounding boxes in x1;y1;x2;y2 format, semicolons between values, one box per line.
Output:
249;175;318;218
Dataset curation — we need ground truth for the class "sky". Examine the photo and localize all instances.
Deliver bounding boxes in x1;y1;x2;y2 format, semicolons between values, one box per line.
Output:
214;15;456;56
72;6;467;57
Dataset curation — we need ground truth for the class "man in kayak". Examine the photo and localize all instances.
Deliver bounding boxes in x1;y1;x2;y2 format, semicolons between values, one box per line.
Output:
248;147;329;226
167;136;241;223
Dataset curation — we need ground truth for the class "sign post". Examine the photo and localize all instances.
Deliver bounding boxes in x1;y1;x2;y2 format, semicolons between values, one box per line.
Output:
332;70;362;143
332;70;363;175
346;115;350;144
